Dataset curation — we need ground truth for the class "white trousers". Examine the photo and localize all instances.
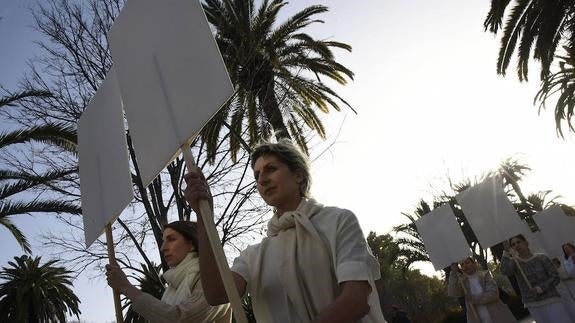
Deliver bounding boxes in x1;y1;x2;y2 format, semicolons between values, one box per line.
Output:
528;301;571;323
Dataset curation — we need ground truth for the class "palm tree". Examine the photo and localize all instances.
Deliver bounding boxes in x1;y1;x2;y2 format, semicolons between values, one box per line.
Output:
201;0;354;160
535;49;575;137
0;90;80;252
394;159;538;270
483;1;575;136
0;255;81;322
483;0;574;81
392;200;432;268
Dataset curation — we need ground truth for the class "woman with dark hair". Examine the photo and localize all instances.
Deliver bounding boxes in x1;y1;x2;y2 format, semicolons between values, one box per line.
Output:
106;221;231;323
563;243;575;277
500;234;570;322
448;257;516;323
184;139;385;322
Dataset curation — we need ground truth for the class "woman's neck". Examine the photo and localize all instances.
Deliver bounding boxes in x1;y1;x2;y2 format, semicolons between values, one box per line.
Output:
276;196;303;217
518;250;533;259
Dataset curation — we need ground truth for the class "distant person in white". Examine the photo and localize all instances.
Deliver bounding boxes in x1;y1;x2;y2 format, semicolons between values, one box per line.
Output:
448;257;516;323
563;243;575;277
184;139;386;323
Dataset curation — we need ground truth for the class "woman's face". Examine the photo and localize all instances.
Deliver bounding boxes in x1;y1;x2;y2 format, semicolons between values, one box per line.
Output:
510;237;529;254
563;244;575;257
161;228;194;268
253;154;303;214
459;258;477;275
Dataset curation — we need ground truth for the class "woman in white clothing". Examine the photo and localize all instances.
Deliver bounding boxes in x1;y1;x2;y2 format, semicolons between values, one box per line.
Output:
448;257;516;323
106;221;231;323
563;243;575;277
184;139;385;323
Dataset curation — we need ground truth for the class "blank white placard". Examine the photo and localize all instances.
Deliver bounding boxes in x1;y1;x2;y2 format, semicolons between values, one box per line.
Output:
108;0;234;186
416;204;472;271
78;69;133;247
533;206;575;259
456;176;524;248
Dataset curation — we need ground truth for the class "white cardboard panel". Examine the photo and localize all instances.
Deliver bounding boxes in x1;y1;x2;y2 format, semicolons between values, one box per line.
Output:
416;204;472;271
456;176;525;248
533;206;575;260
78;70;134;247
523;228;563;261
108;0;234;186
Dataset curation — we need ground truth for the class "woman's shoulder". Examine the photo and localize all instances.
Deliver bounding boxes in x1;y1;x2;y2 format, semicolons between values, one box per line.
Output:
316;205;356;220
532;253;552;262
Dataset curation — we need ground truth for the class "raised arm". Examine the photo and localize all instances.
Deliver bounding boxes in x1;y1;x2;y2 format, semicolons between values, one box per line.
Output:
447;264;464;298
500;251;516;276
183;167;246;305
106;265;230;322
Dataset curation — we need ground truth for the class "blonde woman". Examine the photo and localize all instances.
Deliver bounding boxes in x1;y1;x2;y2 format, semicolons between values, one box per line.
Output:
184;140;385;323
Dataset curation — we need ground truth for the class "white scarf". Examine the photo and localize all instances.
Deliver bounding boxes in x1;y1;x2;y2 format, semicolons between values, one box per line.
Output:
161;252;200;305
254;198;337;322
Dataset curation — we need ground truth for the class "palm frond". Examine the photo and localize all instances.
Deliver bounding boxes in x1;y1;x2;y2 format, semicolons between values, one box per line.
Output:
0;122;77;153
0;90;52;108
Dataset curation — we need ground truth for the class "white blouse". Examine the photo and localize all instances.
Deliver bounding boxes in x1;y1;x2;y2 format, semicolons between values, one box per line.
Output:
231;206;386;323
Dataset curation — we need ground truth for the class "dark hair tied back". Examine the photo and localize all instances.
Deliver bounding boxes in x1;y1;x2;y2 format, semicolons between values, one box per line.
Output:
163;221;198;251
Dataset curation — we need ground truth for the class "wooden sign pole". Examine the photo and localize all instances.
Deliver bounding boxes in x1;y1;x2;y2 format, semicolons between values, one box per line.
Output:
181;144;248;323
105;223;124;323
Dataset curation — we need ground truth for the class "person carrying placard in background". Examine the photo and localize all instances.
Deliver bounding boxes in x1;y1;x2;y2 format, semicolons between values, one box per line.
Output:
448;257;516;323
551;256;575;320
501;234;571;323
563;243;575;278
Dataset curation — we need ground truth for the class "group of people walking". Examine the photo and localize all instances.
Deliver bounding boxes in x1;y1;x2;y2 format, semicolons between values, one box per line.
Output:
103;138;575;323
448;235;575;323
106;140;387;322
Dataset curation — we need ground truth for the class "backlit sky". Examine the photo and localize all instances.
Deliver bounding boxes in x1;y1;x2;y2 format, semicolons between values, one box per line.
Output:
2;0;575;321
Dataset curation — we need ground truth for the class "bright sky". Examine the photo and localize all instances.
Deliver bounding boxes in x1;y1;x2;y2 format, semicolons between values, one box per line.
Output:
2;0;575;322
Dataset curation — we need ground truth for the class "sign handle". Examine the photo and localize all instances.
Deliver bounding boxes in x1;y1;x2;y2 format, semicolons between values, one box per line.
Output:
105;223;125;323
510;255;533;289
181;144;248;323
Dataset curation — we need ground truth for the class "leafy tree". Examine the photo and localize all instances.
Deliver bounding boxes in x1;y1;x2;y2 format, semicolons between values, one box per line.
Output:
3;2;353;321
0;255;81;322
484;0;573;80
395;158;574;270
483;1;575;136
2;0;268;277
0;90;79;253
367;232;459;323
202;0;355;159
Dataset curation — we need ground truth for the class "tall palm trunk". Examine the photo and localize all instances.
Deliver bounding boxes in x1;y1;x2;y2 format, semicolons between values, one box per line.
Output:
258;75;291;140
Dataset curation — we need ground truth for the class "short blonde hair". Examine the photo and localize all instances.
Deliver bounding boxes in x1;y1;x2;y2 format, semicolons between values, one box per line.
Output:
251;139;311;197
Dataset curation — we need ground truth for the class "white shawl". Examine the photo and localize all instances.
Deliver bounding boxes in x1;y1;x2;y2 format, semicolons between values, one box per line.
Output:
252;198;338;321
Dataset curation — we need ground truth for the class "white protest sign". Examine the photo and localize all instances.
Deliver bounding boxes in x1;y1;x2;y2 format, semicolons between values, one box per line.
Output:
416;204;472;271
533;206;575;259
456;176;524;248
107;1;244;321
108;0;233;186
78;69;133;247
